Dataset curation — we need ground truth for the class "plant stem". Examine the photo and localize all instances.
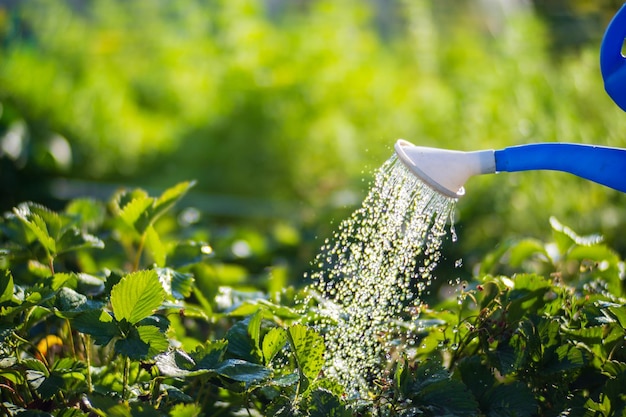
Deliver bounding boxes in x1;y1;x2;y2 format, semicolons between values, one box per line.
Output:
65;319;77;359
82;334;93;393
122;356;130;401
133;233;147;271
48;255;55;275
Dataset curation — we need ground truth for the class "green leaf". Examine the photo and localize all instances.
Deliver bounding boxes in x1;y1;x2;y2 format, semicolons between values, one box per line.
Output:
25;358;72;401
457;356;495;403
51;272;77;291
0;269;14;303
145;225;166;267
57;409;89;417
110;270;166;325
65;198;105;231
157;347;269;387
479;239;516;276
139;314;170;333
75;273;106;296
249;310;264;358
26;369;65;399
568;244;620;265
52;357;86;372
307;388;350;417
168;403;202;417
138;181;195;233
562;325;604;346
607;305;626;329
115;325;168;360
55;287;99;314
262;327;288;365
115;327;149;359
168;241;213;269
156;268;194;300
151;181;196;222
493;341;525;375
156;349;208;378
73;310;120;345
226;318;260;363
603;360;626;377
288;324;325;384
56;227;104;254
409;361;478;416
265;396;296;417
22;358;48;374
214;359;271;388
508;238;549;267
26;203;67;235
484;382;537;417
192;340;228;370
550;216;602;253
272;372;299;387
118;194;154;232
544;344;586;373
163;385;195;405
137;325;170;356
478;280;500;310
13;205;56;255
506;274;551;321
0;213;30;248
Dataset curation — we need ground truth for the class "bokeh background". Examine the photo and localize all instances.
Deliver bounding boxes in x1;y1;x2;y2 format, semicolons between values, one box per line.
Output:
1;0;626;291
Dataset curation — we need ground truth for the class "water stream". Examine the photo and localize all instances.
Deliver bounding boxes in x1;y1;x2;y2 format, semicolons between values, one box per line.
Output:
307;154;457;398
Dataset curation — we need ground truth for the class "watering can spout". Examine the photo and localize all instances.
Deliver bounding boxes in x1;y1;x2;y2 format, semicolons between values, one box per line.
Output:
395;140;626;197
394;140;495;198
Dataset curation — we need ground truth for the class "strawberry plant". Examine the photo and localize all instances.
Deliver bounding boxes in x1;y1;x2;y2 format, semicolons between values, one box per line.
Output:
1;182;626;416
0;182;347;416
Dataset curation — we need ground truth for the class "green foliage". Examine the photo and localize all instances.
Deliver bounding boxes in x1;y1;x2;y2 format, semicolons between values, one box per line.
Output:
0;183;348;416
389;217;626;416
2;183;626;416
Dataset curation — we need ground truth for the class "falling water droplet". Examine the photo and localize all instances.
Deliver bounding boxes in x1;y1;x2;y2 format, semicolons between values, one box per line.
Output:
304;154;457;400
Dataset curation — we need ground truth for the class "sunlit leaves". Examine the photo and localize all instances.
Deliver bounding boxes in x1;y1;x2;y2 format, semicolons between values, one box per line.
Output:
65;198;106;231
113;181;195;236
0;269;13;303
110;270;165;325
4;180;626;417
10;202;104;262
156;267;194;300
262;327;288;365
145;225;166;267
287;324;325;393
13;203;57;255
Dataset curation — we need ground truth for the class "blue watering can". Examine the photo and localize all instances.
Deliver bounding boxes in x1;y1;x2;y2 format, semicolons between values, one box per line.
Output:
395;4;626;198
601;3;626;112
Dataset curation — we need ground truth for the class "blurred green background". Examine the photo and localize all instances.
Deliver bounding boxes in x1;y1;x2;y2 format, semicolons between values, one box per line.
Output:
1;0;626;288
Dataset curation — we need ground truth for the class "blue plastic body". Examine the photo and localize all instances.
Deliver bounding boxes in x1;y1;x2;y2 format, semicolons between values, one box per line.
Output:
494;143;626;193
601;3;626;111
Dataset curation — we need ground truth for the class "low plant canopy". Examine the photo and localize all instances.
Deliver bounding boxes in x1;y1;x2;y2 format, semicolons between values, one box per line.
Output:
1;182;626;416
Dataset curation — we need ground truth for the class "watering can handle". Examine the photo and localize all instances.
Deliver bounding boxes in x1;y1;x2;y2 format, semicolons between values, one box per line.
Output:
495;143;626;193
600;3;626;111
